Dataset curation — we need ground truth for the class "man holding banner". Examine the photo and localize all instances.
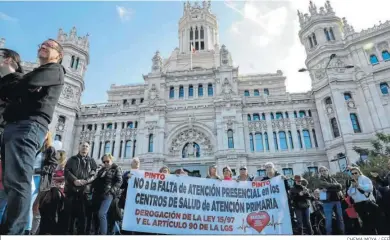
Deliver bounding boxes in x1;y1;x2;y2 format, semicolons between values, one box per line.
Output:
122;170;293;235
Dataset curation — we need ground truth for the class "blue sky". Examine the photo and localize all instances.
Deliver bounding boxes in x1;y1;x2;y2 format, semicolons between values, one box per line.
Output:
0;1;242;104
1;0;388;104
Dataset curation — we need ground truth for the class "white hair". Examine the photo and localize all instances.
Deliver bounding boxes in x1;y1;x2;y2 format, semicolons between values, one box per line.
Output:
264;162;275;169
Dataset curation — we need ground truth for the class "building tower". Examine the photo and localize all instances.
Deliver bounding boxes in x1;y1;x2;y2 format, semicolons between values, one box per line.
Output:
51;27;90;155
179;0;219;54
298;1;378;171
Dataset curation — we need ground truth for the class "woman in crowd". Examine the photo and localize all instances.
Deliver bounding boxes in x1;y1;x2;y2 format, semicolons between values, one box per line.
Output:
290;175;313;235
206;165;221;180
347;167;379;234
35;146;59;234
92;153;123;235
236;166;253;181
159;166;170;174
222;166;233;180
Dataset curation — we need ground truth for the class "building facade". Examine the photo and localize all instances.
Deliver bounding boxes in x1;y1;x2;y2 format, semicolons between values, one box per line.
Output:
2;0;390;178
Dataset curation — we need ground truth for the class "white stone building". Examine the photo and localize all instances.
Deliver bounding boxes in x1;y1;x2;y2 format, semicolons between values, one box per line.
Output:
2;1;390;179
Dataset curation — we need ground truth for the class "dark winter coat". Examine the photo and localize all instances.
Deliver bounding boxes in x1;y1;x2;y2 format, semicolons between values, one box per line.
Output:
290;184;311;209
92;163;123;198
318;175;343;202
36;146;58;192
64;154;97;194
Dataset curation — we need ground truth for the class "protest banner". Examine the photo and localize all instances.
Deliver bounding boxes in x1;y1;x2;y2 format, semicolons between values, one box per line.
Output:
122;171;293;235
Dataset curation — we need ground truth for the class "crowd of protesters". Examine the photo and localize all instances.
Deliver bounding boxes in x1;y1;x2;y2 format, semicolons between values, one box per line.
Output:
0;41;390;235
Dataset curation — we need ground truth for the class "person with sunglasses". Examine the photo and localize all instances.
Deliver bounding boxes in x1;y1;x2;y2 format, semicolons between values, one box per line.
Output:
0;39;65;235
347;167;380;234
91;153;122;235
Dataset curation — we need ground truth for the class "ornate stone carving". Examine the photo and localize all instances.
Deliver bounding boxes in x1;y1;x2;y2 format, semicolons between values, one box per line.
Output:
295;117;315;128
99;129;116;141
346;99;356;109
220;45;232;66
377;41;389;51
148;84;160;106
151;51;163;73
169;128;213;157
221;78;234;99
80;130;96;142
120;128;137;140
248;120;267;132
146;121;157;133
62;84;74;99
314;69;326;80
271;119;291;130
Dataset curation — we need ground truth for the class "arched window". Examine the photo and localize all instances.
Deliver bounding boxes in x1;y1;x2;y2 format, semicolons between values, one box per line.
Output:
308;110;312;117
294;111;298;118
148;134;154;152
380;82;389;94
247;114;251;121
104;141;111;154
179;86;184;98
275;112;283;119
324;28;331;41
325;97;332;105
264;132;269;151
370;55;379;64
270;113;274;120
249;134;254;152
344;92;352;100
135;121;138;128
297;130;303;149
244;90;250;96
124;140;131;158
208;83;213;96
107;123;113;129
58;115;66;124
169;86;174;99
119;140;123;158
312;129;318;147
200;26;204;39
255;133;263;152
273;132;278;150
127;122;133;128
288;131;294;149
198;84;203;96
303;130;312;149
189;85;194;97
382;50;390;61
132;140;137;157
312;33;317;45
195;26;199;40
299;110;306;118
308;36;313;48
279;131;288;150
261;113;266;120
227;129;234;148
75;57;80;69
264;88;269;96
253;114;260;121
329;27;335;40
285;112;289;118
350;113;361;133
70;56;75;68
254;89;260;96
330;117;340;138
190;27;193;40
111;141;115;156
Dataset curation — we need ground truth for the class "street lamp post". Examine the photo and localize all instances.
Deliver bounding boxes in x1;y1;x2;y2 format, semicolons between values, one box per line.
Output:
298;54;354;172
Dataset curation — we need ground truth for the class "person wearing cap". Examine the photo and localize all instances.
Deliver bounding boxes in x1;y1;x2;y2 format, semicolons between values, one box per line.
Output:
290;175;313;235
237;166;253;181
222;166;233;181
206;165;221;180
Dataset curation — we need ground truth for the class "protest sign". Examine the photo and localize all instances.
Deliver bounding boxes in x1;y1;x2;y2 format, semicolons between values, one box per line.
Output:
122;171;292;235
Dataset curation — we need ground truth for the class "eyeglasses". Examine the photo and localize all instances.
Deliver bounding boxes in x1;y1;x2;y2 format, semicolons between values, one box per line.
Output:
38;42;62;54
240;168;247;171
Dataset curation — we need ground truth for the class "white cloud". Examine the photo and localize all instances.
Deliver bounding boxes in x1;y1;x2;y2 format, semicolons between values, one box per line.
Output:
116;6;133;22
0;12;18;22
224;0;390;93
